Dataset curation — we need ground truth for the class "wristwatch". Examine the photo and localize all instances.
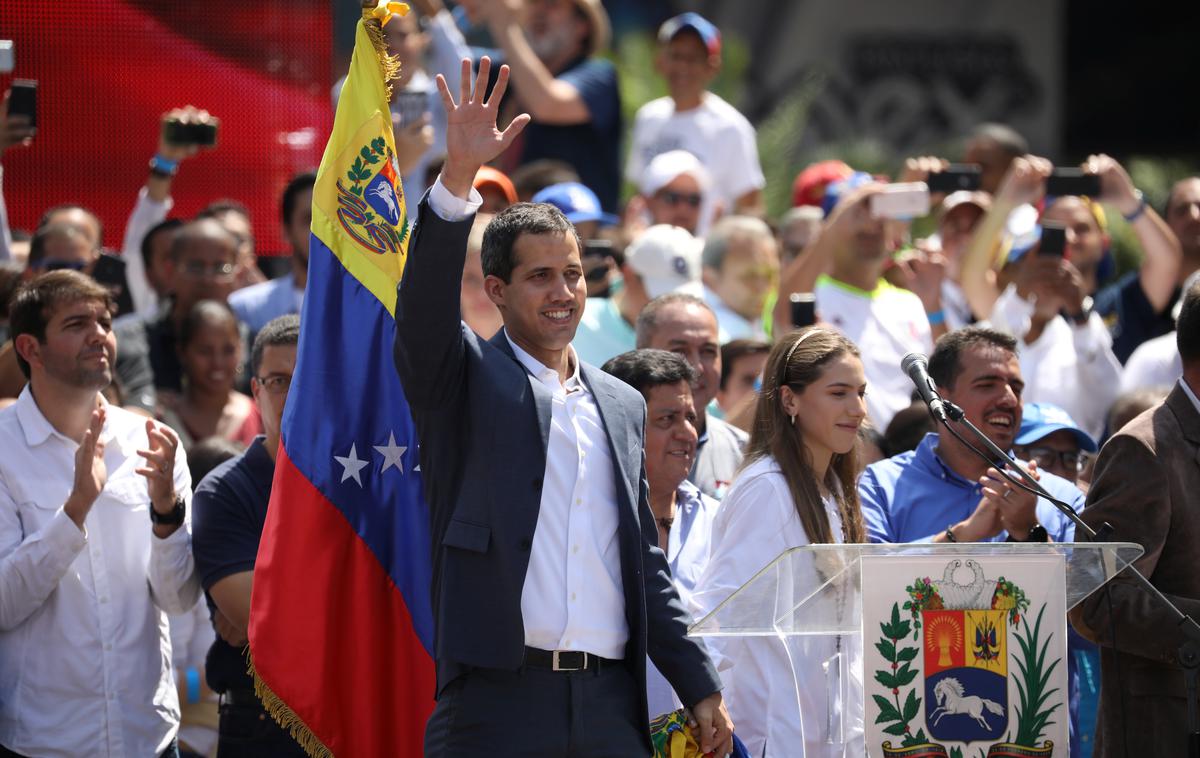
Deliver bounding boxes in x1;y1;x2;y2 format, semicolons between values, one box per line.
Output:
150;494;187;526
1006;523;1048;543
1067;296;1094;326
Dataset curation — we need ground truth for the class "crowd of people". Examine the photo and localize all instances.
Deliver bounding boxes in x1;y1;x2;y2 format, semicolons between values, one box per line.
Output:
2;1;1199;757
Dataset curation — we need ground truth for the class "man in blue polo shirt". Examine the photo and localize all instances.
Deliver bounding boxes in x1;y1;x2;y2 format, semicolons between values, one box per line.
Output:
858;326;1083;545
190;315;305;757
858;326;1089;756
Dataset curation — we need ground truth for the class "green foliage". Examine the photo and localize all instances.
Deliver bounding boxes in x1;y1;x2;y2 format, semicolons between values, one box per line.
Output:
1011;604;1061;747
873;603;925;746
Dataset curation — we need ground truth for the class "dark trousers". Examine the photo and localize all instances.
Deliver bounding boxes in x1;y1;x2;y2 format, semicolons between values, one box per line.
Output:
424;662;649;757
216;697;309;758
1;739;178;757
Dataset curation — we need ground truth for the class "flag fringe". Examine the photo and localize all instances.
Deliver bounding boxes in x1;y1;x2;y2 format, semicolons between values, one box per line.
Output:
247;650;335;758
361;3;402;101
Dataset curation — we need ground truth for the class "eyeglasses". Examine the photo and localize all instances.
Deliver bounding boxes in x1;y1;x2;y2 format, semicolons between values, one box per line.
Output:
256;374;293;394
182;261;237;279
657;190;703;208
1021;446;1086;473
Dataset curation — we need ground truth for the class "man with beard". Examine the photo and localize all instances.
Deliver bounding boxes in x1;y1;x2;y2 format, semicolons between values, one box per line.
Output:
858;326;1083;546
229;172;316;338
478;0;621;212
0;270;199;757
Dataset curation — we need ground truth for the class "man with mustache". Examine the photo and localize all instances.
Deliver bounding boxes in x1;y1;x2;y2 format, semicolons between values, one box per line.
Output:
602;348;718;718
0;270;199;757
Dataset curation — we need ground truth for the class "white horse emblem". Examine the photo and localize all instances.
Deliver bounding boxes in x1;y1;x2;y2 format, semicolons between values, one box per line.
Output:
368;181;399;221
929;677;1004;730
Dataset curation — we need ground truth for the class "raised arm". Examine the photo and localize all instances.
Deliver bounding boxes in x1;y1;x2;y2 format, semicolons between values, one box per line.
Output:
959;155;1052;320
393;57;528;408
1088;154;1182;313
0;89;36;263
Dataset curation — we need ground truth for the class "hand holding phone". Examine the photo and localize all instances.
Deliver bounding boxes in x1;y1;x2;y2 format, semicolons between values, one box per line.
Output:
927;164;982;194
1037;222;1067;258
159;105;219;157
789;292;817;328
1045;168;1101;198
869;183;931;220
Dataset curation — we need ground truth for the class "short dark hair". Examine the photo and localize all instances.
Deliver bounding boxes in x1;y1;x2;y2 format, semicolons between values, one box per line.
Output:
9;270;114;379
481;202;581;283
509;160;581;202
601;349;696;396
179;299;240;351
884;401;938;457
251;314;300;376
196;198;251;223
28;223;90;269
928;326;1018;390
1177;278;1200;366
186;437;244;490
280;172;317;226
169;218;239;262
38;204;104;247
720;339;771;390
141;218;184;271
969;123;1029;157
634;293;715;348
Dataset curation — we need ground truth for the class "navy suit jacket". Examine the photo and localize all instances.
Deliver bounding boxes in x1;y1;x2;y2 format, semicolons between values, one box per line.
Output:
393;197;721;735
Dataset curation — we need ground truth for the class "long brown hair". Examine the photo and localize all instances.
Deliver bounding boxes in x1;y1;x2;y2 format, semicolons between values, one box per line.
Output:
744;326;867;544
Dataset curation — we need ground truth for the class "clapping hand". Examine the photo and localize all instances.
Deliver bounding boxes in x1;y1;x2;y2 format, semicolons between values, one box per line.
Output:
64;408;107;530
436;56;530;199
136;419;181;516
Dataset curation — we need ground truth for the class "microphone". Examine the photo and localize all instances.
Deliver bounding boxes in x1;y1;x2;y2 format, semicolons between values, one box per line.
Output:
901;353;949;422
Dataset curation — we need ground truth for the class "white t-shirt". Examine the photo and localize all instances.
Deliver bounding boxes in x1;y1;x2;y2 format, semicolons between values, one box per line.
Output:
1120;331;1181;394
988;284;1123;441
815;275;934;430
626;93;765;211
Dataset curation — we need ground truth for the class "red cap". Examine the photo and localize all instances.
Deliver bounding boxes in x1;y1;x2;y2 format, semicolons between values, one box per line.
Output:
791;160;853;208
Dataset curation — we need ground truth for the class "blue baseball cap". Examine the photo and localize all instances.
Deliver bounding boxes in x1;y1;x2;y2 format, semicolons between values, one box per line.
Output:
532;182;619;227
658;12;721;56
1015;402;1097;452
821;171;873;218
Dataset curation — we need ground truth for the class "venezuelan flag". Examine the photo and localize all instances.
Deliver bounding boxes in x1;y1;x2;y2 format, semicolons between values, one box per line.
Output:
248;3;434;755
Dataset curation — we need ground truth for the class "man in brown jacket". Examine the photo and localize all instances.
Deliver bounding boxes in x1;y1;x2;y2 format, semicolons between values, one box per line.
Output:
1072;277;1200;756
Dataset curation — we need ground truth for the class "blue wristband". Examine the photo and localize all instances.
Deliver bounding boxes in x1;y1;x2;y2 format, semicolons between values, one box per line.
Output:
149;154;179;176
926;309;946;326
186;667;201;703
1122;189;1148;223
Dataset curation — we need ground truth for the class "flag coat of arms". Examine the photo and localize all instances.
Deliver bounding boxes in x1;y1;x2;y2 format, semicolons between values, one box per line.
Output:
247;3;435;756
862;555;1068;758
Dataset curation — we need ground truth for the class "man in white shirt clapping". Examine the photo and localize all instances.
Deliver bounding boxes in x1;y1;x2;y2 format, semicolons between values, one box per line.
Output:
0;270;199;758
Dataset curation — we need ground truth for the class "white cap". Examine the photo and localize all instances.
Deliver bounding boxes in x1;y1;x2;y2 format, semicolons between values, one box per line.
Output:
626;225;704;300
638;150;712;197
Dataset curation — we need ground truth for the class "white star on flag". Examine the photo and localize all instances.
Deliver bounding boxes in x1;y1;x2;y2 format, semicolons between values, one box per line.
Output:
334;443;369;487
374;431;407;474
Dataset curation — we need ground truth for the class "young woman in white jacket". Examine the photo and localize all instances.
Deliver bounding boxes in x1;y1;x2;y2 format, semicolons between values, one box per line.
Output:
693;327;869;757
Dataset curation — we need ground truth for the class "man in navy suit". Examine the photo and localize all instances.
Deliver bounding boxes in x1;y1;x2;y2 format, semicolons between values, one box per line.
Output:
393;58;732;757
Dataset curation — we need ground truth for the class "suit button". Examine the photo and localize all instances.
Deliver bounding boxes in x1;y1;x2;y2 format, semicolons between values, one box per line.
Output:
518;537;532;551
532;478;543;490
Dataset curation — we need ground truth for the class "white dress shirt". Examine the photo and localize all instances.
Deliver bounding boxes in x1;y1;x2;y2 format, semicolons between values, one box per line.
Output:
692;455;864;758
646;480;718;717
506;336;628;659
0;387;200;757
426;176;629;659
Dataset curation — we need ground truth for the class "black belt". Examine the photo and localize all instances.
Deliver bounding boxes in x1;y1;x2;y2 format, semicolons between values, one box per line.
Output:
218;688;262;708
523;646;620;672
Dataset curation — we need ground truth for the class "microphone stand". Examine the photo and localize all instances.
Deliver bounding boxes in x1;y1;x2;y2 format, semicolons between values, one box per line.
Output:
935;399;1200;756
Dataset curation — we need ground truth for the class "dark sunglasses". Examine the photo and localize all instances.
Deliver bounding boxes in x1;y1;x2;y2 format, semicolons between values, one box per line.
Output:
657;190;703;208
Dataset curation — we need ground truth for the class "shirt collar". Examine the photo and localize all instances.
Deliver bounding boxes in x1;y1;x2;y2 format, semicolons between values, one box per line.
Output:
913;432;976;488
504;329;582;391
1180;378;1200;416
16;384;115;448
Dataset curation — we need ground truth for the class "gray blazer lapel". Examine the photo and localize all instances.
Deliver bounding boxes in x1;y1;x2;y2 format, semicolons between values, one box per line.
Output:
581;365;636;504
490;329;552;454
